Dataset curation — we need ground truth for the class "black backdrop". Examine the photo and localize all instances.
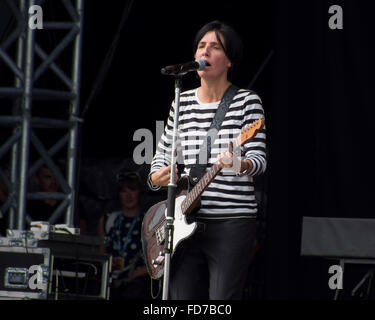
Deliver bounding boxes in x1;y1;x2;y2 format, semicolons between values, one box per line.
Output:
1;0;375;300
266;0;375;299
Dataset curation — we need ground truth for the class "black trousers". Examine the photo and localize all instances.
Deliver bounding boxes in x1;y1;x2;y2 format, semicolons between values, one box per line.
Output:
169;218;257;300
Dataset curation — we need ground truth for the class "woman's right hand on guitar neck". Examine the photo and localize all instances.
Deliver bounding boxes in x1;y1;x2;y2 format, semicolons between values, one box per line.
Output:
150;165;179;187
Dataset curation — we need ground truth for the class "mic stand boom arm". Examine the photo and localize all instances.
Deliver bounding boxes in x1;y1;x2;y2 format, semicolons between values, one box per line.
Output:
162;75;182;300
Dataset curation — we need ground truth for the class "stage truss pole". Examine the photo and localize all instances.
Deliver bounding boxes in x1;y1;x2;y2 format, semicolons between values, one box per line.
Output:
0;0;85;230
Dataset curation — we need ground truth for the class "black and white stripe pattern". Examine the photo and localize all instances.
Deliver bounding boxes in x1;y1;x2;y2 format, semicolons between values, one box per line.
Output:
148;88;266;219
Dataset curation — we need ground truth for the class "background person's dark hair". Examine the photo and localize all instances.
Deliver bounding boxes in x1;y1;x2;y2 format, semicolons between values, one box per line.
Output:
193;20;244;81
116;170;142;192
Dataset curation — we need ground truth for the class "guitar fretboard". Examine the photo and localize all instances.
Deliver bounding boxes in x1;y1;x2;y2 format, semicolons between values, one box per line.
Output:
181;162;222;215
179;118;263;216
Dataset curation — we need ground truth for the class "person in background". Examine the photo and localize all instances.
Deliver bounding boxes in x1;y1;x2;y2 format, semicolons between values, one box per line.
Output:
27;164;64;224
97;169;151;300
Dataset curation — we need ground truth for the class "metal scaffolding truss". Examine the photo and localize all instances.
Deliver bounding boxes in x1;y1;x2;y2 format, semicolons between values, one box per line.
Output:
0;0;84;230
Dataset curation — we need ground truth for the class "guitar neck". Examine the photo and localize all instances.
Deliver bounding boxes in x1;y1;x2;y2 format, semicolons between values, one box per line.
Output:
181;163;222;215
180;118;264;216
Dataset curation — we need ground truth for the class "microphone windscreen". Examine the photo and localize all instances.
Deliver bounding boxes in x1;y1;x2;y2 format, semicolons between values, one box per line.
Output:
195;59;206;70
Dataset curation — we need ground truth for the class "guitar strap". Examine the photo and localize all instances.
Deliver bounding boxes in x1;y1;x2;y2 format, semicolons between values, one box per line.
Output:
189;84;239;185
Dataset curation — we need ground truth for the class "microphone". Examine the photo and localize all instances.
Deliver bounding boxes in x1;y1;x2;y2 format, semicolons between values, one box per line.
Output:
161;59;206;75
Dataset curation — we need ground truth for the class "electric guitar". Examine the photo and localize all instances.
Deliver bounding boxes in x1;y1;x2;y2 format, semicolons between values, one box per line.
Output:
141;119;264;279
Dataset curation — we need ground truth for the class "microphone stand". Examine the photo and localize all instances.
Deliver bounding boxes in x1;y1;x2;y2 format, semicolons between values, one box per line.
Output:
162;75;182;300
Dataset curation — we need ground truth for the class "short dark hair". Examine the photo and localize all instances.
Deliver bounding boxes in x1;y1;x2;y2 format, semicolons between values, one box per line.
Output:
116;170;142;192
193;20;244;80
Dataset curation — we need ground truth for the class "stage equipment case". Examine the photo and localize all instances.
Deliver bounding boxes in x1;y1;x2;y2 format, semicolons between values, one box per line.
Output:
0;230;111;300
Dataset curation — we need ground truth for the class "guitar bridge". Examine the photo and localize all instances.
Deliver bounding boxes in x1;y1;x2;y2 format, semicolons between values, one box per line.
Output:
152;254;165;268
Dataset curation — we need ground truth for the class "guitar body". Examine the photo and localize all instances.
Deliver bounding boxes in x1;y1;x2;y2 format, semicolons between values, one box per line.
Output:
141;195;198;279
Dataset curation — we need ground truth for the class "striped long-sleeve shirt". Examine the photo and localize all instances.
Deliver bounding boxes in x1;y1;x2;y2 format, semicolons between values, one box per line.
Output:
148;87;267;220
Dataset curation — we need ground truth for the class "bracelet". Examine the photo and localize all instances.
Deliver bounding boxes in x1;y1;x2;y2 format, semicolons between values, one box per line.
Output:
147;171;161;191
236;160;251;177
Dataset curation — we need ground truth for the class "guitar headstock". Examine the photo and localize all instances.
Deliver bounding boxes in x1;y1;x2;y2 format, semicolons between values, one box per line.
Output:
237;119;264;146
